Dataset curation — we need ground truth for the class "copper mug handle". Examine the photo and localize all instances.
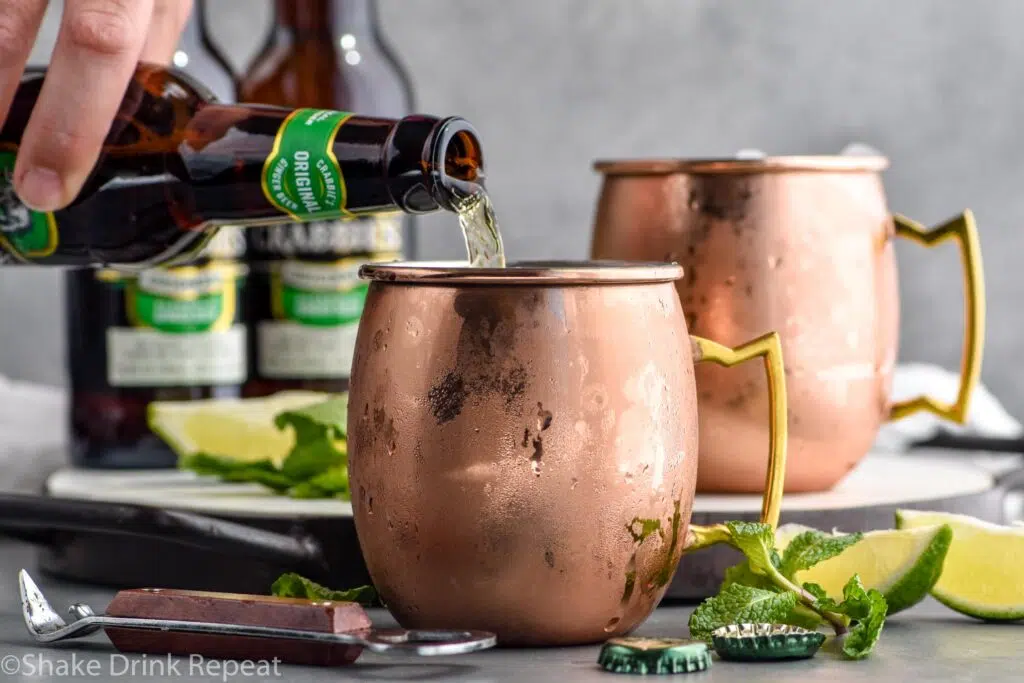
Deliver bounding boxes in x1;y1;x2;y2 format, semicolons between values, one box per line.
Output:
685;331;788;551
889;211;986;423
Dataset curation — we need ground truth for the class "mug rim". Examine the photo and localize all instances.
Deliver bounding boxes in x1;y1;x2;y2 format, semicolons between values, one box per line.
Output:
359;260;684;285
593;155;890;175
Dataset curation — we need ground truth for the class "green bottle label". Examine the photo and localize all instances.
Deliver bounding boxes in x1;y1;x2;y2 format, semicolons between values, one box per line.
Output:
97;263;248;388
256;253;397;380
113;264;242;334
0;151;58;260
272;260;368;327
262;109;353;222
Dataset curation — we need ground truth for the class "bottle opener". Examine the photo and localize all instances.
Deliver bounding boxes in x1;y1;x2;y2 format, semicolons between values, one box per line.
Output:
19;570;496;666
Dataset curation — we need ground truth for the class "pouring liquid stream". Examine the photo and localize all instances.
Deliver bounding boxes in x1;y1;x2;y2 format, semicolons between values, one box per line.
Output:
455;191;506;268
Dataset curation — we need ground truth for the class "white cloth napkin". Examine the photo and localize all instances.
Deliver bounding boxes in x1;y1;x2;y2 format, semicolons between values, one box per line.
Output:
0;375;68;493
873;363;1023;451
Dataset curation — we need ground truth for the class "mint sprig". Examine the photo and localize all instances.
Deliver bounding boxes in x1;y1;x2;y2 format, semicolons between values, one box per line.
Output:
779;529;863;578
690;584;797;640
688;522;887;660
270;572;376;606
179;395;351;500
804;576;887;659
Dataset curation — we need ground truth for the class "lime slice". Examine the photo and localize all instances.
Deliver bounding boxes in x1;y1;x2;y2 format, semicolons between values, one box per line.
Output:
896;509;1024;621
776;521;952;615
148;391;333;466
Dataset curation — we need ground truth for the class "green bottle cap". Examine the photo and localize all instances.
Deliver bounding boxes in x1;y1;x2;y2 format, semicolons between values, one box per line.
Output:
710;623;826;662
597;637;712;675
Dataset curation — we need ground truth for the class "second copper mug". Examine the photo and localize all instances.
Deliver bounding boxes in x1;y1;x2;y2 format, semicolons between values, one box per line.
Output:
591;156;985;493
346;261;788;646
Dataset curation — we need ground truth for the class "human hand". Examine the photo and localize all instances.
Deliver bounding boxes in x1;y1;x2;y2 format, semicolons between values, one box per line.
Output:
0;0;194;212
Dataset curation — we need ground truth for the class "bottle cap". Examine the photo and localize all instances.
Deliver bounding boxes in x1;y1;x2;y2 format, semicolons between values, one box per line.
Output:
597;636;711;675
710;623;825;662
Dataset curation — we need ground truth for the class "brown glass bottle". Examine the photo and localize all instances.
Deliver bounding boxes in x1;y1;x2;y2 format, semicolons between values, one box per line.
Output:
0;66;484;269
238;0;415;396
65;237;248;468
171;0;237;104
65;2;250;468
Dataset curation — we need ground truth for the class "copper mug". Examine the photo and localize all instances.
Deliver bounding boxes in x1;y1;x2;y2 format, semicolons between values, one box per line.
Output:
346;261;789;646
591;156;985;493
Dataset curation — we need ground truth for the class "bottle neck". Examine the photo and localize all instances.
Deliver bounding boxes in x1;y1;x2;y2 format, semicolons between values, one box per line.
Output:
192;108;485;224
180;0;218;48
380;116;487;213
274;0;378;39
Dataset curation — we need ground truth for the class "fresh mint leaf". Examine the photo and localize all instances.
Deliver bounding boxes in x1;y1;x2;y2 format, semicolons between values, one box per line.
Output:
288;465;350;499
844;592;885;658
689;583;797;641
838;574;876;620
836;576;887;659
804;576;887;659
181;452;273;476
223;468;298;492
779;530;863;579
275;395;348;440
720;561;823;631
785;604;825;631
307;465;350;494
802;581;832;606
180;453;295;492
724;521;778;576
721;559;776;591
275;397;348;482
804;575;878;621
271;572;376;606
705;522;886;659
178;396;352;501
279;435;346;482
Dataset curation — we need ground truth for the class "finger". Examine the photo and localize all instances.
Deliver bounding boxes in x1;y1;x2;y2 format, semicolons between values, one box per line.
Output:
14;0;155;212
140;0;192;65
0;0;48;129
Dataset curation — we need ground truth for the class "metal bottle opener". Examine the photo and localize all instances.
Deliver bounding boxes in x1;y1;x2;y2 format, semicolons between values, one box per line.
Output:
19;570;496;664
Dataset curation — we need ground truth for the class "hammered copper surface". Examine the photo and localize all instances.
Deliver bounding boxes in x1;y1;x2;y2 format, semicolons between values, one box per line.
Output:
347;262;698;646
591;160;899;493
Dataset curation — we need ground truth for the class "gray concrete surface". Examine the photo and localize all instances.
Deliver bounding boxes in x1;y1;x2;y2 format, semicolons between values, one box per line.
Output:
0;539;1018;682
2;0;1023;421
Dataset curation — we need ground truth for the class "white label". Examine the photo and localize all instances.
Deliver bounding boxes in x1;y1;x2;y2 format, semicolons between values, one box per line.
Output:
257;321;359;379
107;325;247;386
279;259;362;290
250;216;403;257
137;268;226;297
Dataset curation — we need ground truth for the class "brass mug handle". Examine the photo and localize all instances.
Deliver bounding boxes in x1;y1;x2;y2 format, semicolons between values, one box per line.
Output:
889;211;986;423
685;331;788;551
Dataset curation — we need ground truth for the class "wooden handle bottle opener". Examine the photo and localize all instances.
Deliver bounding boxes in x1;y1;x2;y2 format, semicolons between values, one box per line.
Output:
19;570;495;666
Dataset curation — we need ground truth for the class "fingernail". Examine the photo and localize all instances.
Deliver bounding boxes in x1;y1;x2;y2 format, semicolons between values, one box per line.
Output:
17;167;63;212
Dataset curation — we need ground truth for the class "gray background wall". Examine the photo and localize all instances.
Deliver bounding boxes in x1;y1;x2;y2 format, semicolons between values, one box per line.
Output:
2;0;1023;419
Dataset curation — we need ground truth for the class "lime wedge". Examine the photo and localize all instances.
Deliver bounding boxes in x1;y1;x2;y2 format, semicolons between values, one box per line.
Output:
148;391;332;466
896;509;1024;621
776;521;952;615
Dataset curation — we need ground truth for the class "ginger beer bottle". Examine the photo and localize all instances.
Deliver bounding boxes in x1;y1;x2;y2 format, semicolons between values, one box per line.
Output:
238;0;415;395
0;69;484;268
65;2;249;468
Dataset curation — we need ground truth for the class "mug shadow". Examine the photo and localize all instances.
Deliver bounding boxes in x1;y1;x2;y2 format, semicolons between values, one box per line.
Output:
349;662;483;680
